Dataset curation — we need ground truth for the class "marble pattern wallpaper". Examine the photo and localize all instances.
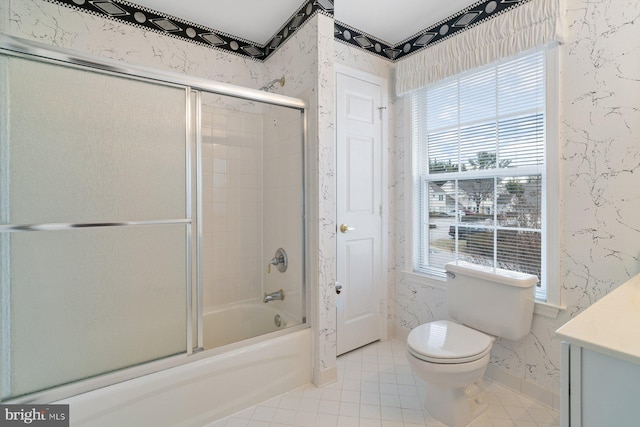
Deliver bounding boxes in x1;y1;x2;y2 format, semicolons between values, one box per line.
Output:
393;0;640;397
3;0;262;87
4;0;640;403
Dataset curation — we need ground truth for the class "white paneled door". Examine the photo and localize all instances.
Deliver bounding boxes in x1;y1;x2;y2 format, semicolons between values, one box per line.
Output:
336;67;385;356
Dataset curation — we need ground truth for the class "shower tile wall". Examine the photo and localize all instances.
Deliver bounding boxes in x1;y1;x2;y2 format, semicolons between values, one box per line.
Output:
263;106;304;321
201;106;264;310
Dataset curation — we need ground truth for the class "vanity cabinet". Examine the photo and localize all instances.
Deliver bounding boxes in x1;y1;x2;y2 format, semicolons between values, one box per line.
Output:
561;342;640;426
557;273;640;427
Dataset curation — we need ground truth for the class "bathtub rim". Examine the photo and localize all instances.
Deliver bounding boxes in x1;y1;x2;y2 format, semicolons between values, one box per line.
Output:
5;322;309;405
203;298;303;319
57;327;312;426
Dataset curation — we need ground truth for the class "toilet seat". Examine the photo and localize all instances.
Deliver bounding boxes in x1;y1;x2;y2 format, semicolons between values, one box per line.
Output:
407;320;492;364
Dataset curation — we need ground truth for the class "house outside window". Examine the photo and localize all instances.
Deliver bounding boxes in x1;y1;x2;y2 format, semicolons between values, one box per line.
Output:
411;47;558;302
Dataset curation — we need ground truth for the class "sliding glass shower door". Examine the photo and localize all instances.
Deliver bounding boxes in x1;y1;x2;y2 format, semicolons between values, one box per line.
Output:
0;55;191;400
0;36;307;403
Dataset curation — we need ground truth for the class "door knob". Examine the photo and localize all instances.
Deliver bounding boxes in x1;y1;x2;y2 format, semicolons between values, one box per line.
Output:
339;224;355;233
335;282;343;295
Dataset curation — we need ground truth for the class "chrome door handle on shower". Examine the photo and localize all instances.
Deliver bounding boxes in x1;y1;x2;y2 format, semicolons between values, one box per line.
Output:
339;224;355;233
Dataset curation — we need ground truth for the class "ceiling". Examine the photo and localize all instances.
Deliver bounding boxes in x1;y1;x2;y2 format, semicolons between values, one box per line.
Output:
130;0;479;46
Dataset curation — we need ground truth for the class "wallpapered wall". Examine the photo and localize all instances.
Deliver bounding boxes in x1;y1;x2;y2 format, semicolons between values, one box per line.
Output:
393;0;640;398
3;0;639;400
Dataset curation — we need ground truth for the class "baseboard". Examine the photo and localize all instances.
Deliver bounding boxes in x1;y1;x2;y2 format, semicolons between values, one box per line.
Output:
313;365;338;388
394;325;410;343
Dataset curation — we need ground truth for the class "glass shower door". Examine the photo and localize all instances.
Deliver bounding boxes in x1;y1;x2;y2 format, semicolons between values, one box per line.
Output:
0;55;192;400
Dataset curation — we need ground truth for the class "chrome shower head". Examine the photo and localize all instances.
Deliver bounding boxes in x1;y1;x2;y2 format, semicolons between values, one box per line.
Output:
260;77;285;92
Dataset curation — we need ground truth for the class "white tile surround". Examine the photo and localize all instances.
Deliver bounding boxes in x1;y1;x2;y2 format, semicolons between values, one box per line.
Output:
200;99;304;316
2;0;640;415
207;339;560;427
201;105;264;309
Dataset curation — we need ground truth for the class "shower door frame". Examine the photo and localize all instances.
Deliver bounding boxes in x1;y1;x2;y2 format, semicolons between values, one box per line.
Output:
0;34;308;404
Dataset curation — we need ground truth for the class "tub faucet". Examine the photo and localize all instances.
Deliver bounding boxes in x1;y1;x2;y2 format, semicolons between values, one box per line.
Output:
263;289;285;303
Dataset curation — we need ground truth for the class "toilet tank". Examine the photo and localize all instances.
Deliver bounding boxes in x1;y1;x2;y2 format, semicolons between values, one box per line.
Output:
445;261;537;341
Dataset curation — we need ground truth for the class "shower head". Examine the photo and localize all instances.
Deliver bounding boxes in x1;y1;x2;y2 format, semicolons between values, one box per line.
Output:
260;77;285;92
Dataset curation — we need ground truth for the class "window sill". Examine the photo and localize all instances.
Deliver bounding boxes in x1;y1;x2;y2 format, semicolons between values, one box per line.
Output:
402;270;565;319
533;300;565;319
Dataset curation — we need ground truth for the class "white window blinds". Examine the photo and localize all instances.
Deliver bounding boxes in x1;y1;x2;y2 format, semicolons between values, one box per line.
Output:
412;48;547;297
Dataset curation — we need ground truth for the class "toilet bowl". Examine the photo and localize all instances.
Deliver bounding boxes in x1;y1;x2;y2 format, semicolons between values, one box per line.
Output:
406;320;495;427
406;261;538;427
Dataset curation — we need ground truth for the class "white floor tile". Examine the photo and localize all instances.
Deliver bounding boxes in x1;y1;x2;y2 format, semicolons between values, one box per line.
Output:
340;389;360;404
271;408;296;425
527;407;558;424
314;412;338;426
380;406;403;422
336;415;359;427
399;395;422;410
301;386;324;400
504;405;536;422
359;404;381;420
209;340;560;427
401;408;425;424
338;402;360;417
278;396;301;410
233;407;255;420
221;418;247;427
298;398;320;413
361;391;381;405
317;400;340;415
250;406;275;422
379;393;401;408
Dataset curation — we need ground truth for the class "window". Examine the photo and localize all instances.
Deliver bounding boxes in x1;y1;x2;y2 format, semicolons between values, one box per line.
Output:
411;47;557;302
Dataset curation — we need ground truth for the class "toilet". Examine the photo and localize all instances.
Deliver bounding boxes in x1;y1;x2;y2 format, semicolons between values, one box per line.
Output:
406;261;537;427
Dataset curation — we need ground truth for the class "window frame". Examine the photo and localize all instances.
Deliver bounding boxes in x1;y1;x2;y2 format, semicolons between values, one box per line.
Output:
406;45;561;308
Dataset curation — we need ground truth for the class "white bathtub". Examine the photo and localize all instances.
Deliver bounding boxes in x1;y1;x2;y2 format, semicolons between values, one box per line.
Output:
203;302;299;349
57;327;311;426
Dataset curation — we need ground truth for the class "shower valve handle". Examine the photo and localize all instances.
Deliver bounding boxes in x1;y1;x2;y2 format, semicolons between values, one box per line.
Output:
267;248;288;273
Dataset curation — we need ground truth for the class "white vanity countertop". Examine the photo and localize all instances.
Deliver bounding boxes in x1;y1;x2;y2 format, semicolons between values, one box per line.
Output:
556;272;640;365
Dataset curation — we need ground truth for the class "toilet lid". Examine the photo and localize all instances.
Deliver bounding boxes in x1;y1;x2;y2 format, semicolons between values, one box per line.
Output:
407;320;492;364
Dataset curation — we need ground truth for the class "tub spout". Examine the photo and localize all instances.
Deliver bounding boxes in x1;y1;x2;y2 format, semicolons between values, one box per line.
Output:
263;289;285;303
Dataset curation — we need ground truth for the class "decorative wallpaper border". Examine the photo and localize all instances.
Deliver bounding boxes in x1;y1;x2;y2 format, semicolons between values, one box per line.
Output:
336;0;531;62
46;0;530;63
334;20;395;61
46;0;334;61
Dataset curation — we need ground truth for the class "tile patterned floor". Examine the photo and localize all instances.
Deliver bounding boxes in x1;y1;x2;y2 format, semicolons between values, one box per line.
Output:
207;339;560;427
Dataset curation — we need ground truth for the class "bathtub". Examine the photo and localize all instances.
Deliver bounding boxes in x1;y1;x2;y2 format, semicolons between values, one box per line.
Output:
57;326;311;426
203;302;299;349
